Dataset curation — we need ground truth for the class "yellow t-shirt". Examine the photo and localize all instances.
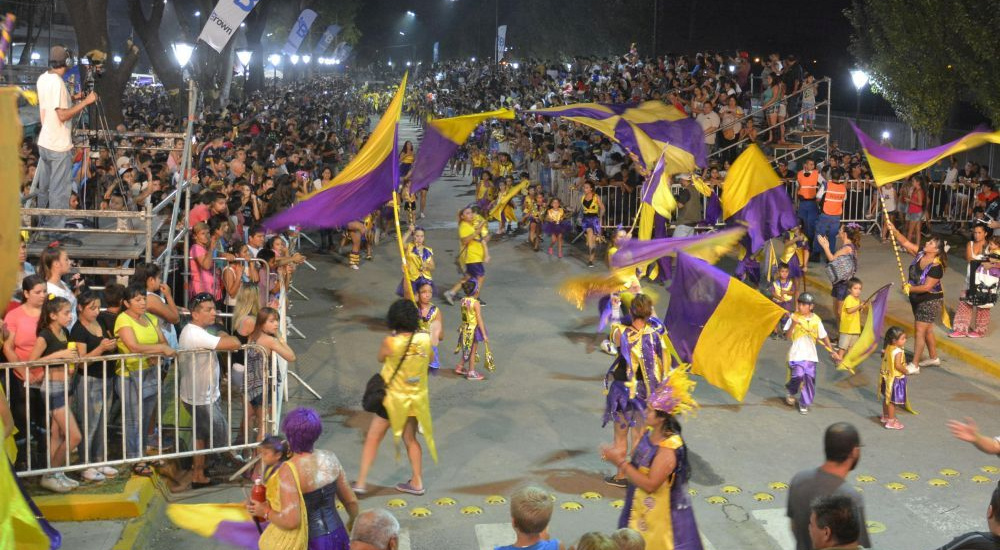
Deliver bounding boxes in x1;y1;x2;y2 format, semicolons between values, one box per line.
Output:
459;221;485;263
114;313;161;374
840;295;862;335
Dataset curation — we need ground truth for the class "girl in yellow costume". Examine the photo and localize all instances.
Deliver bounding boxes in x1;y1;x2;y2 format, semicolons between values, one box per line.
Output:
879;327;914;430
475;170;495;213
454;279;489;381
522;185;543;251
353;300;436;496
601;367;703;550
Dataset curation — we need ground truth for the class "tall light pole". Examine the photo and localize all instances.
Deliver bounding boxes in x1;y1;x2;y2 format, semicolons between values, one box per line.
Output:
268;53;281;88
850;69;869;121
172;42;194;79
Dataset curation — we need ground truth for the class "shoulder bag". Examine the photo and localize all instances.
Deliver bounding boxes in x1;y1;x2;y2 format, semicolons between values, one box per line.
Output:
362;334;414;416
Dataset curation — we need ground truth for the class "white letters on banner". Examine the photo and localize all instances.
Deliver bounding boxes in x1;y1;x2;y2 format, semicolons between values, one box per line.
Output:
198;0;261;53
496;25;507;63
282;9;318;56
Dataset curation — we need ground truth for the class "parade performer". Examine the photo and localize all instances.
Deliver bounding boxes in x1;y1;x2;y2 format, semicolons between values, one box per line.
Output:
784;293;840;414
455;279;489;381
879;327;914;430
475;170;494;213
353;300;436;496
779;225;809;290
397;226;435;298
399;140;415;178
523;184;543;251
416;282;444;372
543;198;572;258
444;207;489;305
343;215;374;271
770;263;796;338
400;178;417;228
601;367;703;550
470;145;487;183
602;294;669;488
490;176;526;236
580;182;606;268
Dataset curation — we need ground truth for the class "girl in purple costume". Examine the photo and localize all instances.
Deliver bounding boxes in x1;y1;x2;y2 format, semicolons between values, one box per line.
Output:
542;198;572;258
579;182;606;268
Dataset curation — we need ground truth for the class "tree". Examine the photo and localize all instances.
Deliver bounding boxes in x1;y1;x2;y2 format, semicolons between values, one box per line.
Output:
63;0;140;128
846;0;1000;136
128;0;187;118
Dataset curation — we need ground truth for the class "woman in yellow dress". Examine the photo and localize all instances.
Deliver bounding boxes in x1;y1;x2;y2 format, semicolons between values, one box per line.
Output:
601;367;703;550
353;300;436;496
246;444;309;550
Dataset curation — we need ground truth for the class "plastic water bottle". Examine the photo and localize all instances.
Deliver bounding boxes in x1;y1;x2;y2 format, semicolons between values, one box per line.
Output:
251;477;267;519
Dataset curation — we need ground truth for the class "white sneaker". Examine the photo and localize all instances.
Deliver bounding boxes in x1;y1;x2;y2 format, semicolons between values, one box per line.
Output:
350;264;359;271
918;357;941;367
98;466;119;477
419;212;426;219
81;468;106;482
600;340;617;355
40;474;72;493
905;363;920;375
56;472;80;488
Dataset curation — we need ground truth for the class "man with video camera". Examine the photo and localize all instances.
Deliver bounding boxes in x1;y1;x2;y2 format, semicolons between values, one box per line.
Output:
34;45;97;246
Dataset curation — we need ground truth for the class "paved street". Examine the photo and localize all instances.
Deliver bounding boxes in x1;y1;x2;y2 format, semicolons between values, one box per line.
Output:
128;119;1000;550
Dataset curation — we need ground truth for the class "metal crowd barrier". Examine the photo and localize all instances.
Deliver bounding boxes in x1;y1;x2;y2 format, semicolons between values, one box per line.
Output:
3;344;277;478
778;179;978;225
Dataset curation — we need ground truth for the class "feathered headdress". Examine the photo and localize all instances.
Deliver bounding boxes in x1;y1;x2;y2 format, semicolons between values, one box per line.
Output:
647;366;699;416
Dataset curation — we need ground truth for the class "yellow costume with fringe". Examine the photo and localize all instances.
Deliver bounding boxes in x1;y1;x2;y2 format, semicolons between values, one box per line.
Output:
258;461;309;550
381;332;437;462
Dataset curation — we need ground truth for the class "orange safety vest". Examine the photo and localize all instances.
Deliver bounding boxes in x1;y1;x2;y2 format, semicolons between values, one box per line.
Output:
822;181;847;216
797;170;820;200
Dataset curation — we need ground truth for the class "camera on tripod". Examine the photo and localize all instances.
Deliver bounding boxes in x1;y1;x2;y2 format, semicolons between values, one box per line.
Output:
81;50;107;95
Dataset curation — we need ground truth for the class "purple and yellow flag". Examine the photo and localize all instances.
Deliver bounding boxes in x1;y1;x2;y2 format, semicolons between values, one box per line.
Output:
610;226;745;269
409;108;515;193
263;73;408;230
1;418;60;550
721;144;797;254
838;284;892;374
664;253;786;401
852;122;1000;186
167;503;260;549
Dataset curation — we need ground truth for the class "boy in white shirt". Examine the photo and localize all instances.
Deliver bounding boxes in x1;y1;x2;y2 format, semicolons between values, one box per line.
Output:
784;293;840;414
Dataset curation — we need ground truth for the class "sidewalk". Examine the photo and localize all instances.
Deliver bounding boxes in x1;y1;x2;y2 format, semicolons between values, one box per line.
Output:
804;233;1000;378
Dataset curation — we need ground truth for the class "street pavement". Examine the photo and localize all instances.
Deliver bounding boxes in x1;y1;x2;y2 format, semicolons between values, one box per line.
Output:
68;119;999;550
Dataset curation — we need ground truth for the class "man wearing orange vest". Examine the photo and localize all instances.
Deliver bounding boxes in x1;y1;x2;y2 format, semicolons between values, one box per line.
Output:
795;158;824;257
815;167;848;258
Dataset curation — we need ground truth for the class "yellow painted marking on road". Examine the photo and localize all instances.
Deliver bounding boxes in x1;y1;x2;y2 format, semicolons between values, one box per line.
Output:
753;493;774;502
768;481;788;490
435;497;457;506
387;498;408;508
928;478;950;487
581;491;602;500
982;466;999;474
688;488;698;496
410;507;432;518
610;499;625;509
705;496;728;505
866;521;886;534
485;495;507;505
856;475;877;483
560;502;583;511
940;468;960;477
899;472;919;480
884;482;906;491
971;475;992;484
461;506;484;515
722;485;742;494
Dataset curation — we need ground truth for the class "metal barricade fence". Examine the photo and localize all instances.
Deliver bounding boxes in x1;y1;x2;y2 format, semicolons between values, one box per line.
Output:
2;344;277;478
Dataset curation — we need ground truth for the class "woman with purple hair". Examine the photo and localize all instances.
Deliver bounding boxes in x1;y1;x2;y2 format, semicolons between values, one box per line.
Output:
248;407;359;550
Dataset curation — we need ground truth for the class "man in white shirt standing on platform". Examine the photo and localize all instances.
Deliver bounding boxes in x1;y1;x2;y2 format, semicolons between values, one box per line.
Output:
178;292;242;487
34;46;96;246
696;101;720;154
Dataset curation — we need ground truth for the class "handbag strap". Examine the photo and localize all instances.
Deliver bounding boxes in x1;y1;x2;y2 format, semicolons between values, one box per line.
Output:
385;333;415;385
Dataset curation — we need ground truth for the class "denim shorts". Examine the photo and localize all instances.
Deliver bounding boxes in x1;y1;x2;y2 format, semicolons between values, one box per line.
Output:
43;380;68;411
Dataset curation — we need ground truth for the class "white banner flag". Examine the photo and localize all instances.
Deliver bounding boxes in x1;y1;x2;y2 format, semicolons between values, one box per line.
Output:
198;0;261;54
281;9;318;56
496;25;507;64
314;24;341;56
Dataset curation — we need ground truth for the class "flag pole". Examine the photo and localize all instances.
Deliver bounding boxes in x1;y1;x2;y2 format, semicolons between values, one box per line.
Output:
392;190;415;302
877;191;908;288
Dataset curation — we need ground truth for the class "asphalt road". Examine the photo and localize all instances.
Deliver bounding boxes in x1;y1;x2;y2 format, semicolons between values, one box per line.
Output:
140;119;1000;550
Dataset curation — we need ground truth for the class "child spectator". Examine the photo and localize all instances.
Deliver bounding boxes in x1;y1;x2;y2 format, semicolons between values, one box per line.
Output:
879;327;913;430
838;278;865;354
495;485;559;550
610;528;645;550
573;532;616;550
784;293;840;414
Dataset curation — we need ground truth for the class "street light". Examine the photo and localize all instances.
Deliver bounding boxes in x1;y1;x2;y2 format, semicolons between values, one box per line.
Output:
302;54;311;64
406;61;411;67
194;10;200;17
237;49;252;95
406;10;416;16
268;53;281;88
399;31;406;36
290;54;299;65
113;54;122;64
172;42;194;69
850;69;869;120
30;51;40;65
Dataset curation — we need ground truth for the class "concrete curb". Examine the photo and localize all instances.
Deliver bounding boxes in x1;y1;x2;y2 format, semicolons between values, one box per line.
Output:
804;273;1000;379
113;484;166;550
34;476;155;522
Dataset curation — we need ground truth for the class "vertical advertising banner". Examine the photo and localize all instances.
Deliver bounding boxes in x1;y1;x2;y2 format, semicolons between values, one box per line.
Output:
281;9;318;56
198;0;261;53
314;24;341;56
496;25;507;63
